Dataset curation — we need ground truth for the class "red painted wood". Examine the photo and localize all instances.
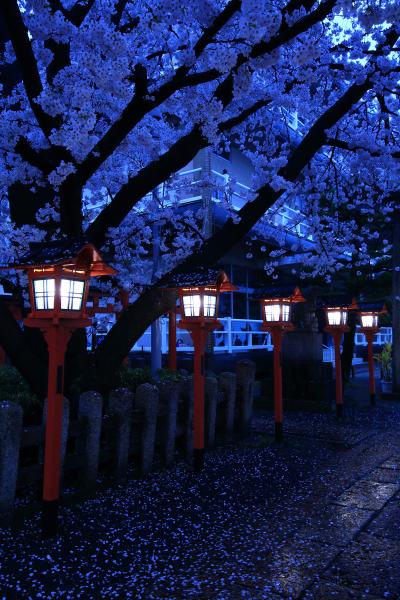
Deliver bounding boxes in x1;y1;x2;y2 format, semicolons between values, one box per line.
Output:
168;309;177;371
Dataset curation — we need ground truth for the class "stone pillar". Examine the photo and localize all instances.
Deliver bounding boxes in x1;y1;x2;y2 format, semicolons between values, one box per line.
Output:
135;383;159;474
218;372;236;440
41;397;69;481
78;391;103;490
179;376;194;462
157;381;179;467
236;359;256;434
205;377;218;448
109;388;133;480
0;402;23;525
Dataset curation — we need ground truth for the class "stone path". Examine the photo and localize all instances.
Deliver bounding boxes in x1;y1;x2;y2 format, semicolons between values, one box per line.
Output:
0;372;400;598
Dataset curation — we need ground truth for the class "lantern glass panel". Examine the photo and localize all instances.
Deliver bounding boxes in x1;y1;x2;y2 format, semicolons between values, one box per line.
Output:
33;278;55;310
361;314;378;328
327;309;347;326
204;294;216;317
60;279;85;311
264;302;290;322
183;294;201;317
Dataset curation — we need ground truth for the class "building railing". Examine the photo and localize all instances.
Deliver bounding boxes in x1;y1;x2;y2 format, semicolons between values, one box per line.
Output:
91;317;393;356
354;326;392;346
129;317;272;354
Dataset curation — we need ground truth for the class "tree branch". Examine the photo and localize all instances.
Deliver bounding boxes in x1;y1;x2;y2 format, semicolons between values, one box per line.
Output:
86;96;272;246
63;0;337;192
1;0;56;137
94;39;399;385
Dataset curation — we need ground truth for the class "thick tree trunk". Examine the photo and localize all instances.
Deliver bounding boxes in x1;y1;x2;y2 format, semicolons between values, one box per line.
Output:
94;288;177;391
392;213;400;393
0;301;48;398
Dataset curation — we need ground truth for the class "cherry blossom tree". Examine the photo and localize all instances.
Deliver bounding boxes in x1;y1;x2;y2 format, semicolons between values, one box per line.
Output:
0;0;399;393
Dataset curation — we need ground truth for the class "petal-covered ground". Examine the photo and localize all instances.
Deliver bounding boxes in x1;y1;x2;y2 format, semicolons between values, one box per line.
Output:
1;372;400;599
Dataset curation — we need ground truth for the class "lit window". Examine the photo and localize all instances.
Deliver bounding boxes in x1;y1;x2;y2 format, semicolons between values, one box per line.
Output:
361;314;377;328
183;294;201;317
33;278;55;310
204;295;216;317
327;310;346;326
265;304;281;322
60;279;85;311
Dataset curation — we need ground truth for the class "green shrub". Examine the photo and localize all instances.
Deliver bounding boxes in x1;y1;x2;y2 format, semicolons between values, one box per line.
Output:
0;365;40;412
116;366;154;390
157;368;184;382
375;343;392;382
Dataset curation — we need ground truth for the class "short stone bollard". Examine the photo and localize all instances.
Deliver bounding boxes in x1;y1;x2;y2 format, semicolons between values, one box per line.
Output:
134;383;159;475
179;377;194;462
218;372;237;441
78;391;103;491
109;388;133;480
41;397;70;483
0;402;23;525
205;377;218;448
157;381;179;467
236;359;256;434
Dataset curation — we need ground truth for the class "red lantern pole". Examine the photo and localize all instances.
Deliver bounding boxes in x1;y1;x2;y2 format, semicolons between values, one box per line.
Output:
366;332;376;405
331;331;344;418
187;324;213;471
360;329;377;406
168;308;177;371
271;328;284;442
41;325;72;537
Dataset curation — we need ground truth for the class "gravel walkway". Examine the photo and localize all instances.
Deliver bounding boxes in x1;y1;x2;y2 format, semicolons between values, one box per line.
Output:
1;373;400;599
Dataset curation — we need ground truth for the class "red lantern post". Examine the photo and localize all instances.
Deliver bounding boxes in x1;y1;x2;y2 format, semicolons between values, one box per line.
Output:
359;303;387;406
324;302;354;418
168;307;177;371
259;287;305;442
163;268;235;471
9;241;116;537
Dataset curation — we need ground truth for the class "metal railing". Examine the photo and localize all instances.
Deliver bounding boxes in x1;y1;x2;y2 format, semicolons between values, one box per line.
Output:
354;326;392;347
91;316;393;356
130;317;272;354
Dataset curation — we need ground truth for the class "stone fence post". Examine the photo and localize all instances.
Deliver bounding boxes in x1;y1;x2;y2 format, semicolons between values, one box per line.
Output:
179;377;194;462
109;388;133;480
236;360;256;434
134;383;159;475
78;391;103;491
0;402;23;525
218;372;237;441
157;381;179;467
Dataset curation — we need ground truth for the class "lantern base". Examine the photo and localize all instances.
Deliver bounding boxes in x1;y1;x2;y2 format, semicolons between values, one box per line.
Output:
41;499;59;539
336;404;343;419
274;422;283;443
370;393;376;407
193;448;204;472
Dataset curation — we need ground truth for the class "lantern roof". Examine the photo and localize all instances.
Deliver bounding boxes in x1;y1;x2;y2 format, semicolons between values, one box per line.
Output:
318;295;358;310
161;266;237;291
252;285;305;302
357;301;387;313
11;239;117;277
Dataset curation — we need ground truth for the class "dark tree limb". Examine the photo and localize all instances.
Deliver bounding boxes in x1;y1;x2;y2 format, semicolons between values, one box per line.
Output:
0;301;48;399
62;0;337;192
1;0;56;137
93;26;400;388
86;98;271;246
